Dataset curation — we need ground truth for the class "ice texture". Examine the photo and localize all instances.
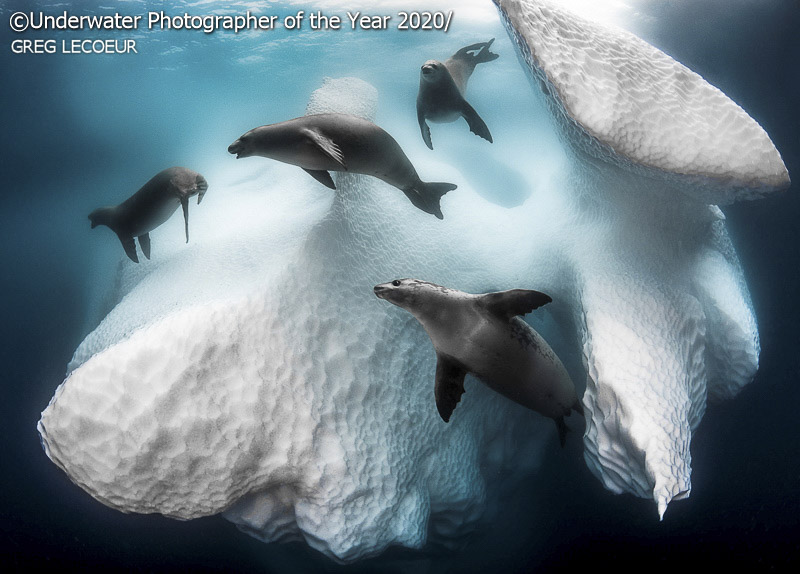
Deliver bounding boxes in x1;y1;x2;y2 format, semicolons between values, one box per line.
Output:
38;77;551;563
494;0;790;203
39;0;792;561
494;0;787;517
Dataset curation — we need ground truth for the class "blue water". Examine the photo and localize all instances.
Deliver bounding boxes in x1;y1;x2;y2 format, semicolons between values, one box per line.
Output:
2;0;799;571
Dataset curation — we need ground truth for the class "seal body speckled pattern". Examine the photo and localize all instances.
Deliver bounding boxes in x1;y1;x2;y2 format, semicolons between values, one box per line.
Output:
416;39;499;149
228;113;456;219
88;166;208;263
374;278;582;443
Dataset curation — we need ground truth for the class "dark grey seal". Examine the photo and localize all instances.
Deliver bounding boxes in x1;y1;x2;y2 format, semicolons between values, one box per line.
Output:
228;113;456;219
374;278;583;445
88;167;208;263
416;39;499;150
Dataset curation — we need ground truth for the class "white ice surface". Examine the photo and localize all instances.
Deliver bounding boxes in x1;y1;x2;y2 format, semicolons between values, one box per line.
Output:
39;77;554;563
494;0;785;518
494;0;790;203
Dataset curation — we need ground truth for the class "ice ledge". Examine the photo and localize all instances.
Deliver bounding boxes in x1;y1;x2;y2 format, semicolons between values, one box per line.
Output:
494;0;790;203
496;0;770;518
38;76;550;563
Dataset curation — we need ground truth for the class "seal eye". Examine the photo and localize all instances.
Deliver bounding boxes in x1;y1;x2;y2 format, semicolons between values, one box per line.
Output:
392;280;401;287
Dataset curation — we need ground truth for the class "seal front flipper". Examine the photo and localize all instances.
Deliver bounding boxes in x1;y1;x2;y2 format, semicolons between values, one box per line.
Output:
479;289;552;320
195;174;208;204
138;233;151;260
301;128;347;170
181;197;190;243
460;100;493;143
434;353;468;422
417;106;433;150
118;234;139;263
302;168;337;190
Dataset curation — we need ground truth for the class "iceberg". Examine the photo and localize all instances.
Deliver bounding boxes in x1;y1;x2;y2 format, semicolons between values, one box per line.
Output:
494;0;788;517
38;77;552;563
38;0;791;563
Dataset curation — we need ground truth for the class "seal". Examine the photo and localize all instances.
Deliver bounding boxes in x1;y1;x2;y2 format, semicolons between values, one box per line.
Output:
374;278;583;444
416;39;499;150
88;167;208;263
227;113;457;219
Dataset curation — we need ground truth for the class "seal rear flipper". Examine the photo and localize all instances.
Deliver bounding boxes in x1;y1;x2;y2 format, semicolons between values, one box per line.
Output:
479;289;552;320
138;233;151;260
303;168;337;190
301;128;347;170
435;354;468;423
417;106;433;150
460;100;493;143
405;182;457;219
555;417;570;447
118;234;139;263
455;39;500;63
181;198;190;243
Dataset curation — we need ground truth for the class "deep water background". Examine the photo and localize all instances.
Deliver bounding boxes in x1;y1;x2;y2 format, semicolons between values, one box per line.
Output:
2;0;798;572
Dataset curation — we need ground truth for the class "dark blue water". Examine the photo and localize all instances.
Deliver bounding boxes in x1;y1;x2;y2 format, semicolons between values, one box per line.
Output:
2;1;798;571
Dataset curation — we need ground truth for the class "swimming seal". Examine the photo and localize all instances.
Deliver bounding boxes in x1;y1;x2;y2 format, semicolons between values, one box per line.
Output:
227;113;457;219
88;167;208;263
417;39;499;150
374;278;583;445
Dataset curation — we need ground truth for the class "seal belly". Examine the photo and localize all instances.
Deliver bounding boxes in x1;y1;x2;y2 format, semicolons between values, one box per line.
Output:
469;318;576;418
338;123;420;189
418;83;464;124
127;196;181;237
425;108;462;124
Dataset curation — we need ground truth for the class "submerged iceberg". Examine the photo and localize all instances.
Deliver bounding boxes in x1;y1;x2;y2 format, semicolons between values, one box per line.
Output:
494;0;788;516
39;0;790;563
38;76;552;563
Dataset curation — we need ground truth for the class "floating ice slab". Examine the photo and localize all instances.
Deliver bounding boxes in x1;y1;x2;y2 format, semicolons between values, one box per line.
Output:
495;0;788;517
495;0;789;203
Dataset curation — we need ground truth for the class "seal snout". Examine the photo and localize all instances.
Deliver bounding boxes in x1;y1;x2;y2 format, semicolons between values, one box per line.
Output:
375;279;407;302
373;283;389;299
227;140;244;158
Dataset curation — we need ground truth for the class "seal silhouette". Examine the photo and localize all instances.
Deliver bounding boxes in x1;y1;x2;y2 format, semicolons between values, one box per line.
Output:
88;167;208;263
417;39;499;150
228;113;457;219
374;278;583;444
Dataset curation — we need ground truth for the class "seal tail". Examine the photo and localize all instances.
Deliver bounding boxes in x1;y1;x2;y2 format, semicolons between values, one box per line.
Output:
88;206;115;230
404;182;457;220
455;38;499;64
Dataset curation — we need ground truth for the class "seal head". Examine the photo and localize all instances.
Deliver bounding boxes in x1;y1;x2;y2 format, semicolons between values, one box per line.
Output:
227;131;258;159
